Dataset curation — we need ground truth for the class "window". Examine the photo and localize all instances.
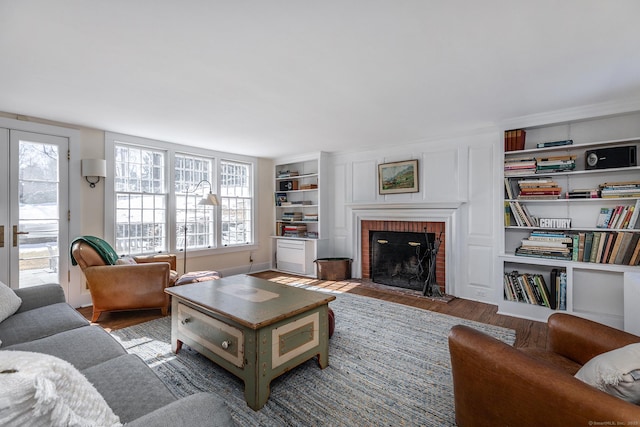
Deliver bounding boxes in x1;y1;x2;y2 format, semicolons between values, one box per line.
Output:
221;160;253;246
105;132;256;256
175;154;215;252
113;145;167;254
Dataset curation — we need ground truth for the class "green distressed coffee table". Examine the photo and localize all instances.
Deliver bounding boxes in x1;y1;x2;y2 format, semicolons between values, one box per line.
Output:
165;274;336;410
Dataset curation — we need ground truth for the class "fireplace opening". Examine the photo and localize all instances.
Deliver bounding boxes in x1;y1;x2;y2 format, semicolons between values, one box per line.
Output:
370;231;435;292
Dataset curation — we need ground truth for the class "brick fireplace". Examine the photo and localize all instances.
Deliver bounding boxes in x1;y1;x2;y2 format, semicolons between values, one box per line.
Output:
362;220;446;293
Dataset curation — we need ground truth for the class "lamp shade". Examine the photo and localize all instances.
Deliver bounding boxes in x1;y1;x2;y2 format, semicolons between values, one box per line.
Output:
82;159;107;178
198;193;221;206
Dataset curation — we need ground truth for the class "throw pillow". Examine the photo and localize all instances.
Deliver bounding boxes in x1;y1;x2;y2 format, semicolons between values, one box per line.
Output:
0;280;22;324
574;342;640;404
115;255;137;265
0;350;122;427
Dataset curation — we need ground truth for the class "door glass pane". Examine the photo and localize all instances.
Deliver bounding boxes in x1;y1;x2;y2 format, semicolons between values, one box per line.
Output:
18;141;59;287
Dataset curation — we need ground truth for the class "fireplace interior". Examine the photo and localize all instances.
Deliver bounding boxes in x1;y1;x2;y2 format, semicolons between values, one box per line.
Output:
370;230;435;292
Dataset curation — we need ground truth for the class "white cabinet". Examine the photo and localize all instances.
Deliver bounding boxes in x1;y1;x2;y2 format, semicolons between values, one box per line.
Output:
272;152;328;277
498;112;640;331
276;239;316;276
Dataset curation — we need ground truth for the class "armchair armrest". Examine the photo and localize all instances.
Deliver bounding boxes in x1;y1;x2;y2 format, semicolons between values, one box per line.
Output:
134;253;177;271
547;313;640;365
14;283;66;313
448;324;640;427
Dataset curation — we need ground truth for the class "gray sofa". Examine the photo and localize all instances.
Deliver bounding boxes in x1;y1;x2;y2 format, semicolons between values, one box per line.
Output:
0;283;235;426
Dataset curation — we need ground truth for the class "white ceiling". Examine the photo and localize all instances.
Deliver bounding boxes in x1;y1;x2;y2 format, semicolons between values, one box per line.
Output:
2;1;640;158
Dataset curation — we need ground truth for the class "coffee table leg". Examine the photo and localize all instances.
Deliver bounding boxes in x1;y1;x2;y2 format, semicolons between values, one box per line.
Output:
244;375;271;411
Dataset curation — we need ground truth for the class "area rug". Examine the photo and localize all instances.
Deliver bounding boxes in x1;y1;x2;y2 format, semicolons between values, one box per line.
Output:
110;291;515;426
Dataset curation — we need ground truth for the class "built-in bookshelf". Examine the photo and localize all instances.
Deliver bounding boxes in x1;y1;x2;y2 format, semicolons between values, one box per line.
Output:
499;114;640;333
272;152;328;276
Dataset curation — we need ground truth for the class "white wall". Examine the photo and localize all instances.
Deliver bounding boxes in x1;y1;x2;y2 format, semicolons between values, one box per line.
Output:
327;128;500;304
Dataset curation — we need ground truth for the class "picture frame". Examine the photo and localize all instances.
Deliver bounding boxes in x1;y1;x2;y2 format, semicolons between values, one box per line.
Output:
378;159;419;194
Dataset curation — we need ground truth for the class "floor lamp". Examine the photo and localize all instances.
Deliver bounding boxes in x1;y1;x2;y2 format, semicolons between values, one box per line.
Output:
183;179;220;274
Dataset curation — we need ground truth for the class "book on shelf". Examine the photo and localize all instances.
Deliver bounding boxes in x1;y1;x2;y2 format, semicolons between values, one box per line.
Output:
630;236;640;265
504;129;526;152
504;271;555;308
504;156;536;176
277;170;299;178
275;192;287;206
515;230;573;260
281;212;303;221
535;155;576;173
599;181;640;198
597;201;640;229
536;139;573;149
504;202;512;226
516;178;562;200
589;232;602;263
566;189;600;199
508;201;536;227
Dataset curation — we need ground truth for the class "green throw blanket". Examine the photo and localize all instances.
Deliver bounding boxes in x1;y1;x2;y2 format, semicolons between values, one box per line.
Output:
70;236;119;266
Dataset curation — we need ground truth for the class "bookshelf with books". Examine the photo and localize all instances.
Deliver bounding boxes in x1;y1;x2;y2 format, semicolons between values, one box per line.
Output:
272;152;328;276
499;112;640;332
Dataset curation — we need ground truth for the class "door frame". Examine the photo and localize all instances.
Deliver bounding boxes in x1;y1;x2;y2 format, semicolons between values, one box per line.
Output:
0;117;83;306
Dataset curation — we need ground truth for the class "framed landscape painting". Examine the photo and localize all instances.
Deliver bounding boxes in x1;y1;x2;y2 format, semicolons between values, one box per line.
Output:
378;159;419;194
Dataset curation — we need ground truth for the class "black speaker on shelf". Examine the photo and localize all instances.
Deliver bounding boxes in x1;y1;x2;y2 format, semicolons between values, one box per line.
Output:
279;180;298;191
585;146;637;170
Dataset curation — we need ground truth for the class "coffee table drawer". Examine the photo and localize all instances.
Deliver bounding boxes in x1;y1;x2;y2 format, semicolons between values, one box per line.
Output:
177;303;244;368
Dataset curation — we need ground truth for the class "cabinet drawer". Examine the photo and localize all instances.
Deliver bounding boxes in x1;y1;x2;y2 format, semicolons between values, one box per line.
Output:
177;303;244;368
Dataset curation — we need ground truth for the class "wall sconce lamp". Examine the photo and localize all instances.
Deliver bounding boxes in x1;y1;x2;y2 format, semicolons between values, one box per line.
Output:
81;159;107;188
183;179;221;273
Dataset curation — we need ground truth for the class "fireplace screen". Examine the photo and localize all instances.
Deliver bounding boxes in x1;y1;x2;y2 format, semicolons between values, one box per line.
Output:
370;231;435;291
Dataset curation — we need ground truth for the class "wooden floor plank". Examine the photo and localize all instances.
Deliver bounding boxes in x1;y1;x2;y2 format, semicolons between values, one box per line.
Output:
77;270;548;349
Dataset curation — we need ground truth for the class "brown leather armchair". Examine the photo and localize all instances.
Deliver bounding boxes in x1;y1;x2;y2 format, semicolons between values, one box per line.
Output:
448;313;640;426
71;240;179;322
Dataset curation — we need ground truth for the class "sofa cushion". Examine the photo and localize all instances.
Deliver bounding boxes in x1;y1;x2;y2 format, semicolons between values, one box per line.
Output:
0;350;121;427
0;302;88;348
126;393;236;427
82;354;176;423
575;342;640;404
0;280;22;326
5;325;126;371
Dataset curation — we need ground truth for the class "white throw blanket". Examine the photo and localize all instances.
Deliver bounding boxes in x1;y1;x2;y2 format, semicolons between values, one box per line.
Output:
0;350;121;427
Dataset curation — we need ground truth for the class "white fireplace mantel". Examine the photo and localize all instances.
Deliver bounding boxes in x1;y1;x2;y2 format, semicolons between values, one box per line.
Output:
348;202;465;295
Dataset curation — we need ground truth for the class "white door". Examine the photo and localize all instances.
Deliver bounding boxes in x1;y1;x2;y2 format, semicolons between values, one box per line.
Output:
0;130;69;290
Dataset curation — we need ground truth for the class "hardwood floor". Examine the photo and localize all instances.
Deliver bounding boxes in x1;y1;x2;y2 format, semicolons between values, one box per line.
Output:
76;270;548;348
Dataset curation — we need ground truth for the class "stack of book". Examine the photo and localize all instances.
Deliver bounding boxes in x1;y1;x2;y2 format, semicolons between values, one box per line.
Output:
515;230;573;260
572;231;640;265
535;155;576;173
503;271;554;308
283;224;307;238
517;178;562;199
596;201;640;229
302;213;318;221
277;170;299;178
281;212;302;222
536;139;573;149
566;188;600;199
599;181;640;198
504;157;536;176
